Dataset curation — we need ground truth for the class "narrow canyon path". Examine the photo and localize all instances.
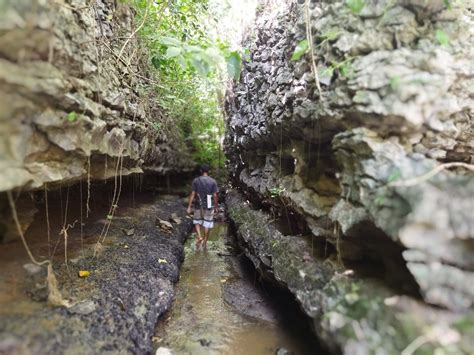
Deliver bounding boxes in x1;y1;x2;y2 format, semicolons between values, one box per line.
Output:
154;223;317;355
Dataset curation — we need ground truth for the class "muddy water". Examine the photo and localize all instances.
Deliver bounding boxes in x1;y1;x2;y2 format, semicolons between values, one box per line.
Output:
154;223;316;355
0;185;156;317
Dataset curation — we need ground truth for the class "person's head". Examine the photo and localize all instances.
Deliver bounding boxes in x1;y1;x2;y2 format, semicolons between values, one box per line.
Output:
199;164;210;175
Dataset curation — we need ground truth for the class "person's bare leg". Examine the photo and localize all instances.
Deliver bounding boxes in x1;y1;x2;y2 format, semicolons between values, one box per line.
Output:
195;224;203;249
202;227;210;249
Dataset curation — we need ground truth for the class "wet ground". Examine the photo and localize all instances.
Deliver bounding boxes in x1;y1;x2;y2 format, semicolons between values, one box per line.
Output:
0;189;192;354
154;223;317;355
0;181;319;354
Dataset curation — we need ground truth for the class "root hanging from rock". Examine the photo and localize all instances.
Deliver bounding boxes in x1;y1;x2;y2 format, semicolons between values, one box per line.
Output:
7;191;49;267
44;184;51;259
94;151;125;257
388;162;474;187
86;155;91;218
46;263;71;308
59;221;78;273
7;191;70;308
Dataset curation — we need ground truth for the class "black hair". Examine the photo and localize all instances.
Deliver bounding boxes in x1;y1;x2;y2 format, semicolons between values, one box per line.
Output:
199;164;210;174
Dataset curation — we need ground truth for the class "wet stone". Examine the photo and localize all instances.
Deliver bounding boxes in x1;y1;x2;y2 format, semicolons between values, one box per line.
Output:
169;213;182;225
67;300;96;316
276;348;294;355
23;263;43;275
155;347;172;355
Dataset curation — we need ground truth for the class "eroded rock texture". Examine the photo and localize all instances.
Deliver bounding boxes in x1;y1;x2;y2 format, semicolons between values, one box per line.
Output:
227;190;472;354
226;0;473;352
0;0;194;193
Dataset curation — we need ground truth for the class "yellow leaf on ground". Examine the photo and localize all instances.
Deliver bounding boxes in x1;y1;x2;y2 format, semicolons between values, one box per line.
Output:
158;258;168;264
79;270;90;277
220;279;226;283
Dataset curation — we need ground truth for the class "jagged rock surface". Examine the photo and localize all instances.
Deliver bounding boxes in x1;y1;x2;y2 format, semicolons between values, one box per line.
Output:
227;190;472;354
225;0;473;352
0;0;194;193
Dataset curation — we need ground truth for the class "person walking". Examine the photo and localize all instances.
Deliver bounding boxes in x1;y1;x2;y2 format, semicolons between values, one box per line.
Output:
186;165;218;249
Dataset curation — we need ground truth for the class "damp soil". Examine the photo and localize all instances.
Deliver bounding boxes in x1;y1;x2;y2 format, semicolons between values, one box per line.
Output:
0;180;319;354
154;223;318;355
0;186;192;354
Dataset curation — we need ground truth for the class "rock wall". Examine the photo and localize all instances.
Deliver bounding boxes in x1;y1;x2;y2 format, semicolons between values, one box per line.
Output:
226;0;473;352
0;0;194;193
226;190;472;354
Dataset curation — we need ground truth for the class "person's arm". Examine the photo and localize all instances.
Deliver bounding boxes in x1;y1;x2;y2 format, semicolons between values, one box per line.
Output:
213;192;218;213
187;191;195;214
213;180;219;213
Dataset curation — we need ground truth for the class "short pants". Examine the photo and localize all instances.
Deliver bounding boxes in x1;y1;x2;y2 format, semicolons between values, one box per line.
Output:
193;208;214;229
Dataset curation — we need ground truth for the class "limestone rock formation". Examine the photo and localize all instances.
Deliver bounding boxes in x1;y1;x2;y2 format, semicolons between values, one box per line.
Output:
0;0;194;193
225;0;473;352
227;190;472;354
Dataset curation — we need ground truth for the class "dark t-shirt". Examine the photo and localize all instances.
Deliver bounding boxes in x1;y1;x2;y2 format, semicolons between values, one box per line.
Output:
192;176;218;209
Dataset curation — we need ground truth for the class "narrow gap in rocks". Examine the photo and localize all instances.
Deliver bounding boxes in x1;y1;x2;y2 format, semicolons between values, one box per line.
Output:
1;0;473;354
153;221;324;355
262;197;421;298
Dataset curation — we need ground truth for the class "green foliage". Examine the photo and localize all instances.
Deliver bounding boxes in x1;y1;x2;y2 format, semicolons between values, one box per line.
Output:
339;62;352;78
387;169;402;183
269;186;286;198
435;30;450;46
320;30;341;41
290;39;309;61
453;316;474;333
127;0;239;169
345;0;365;14
322;57;355;79
389;75;401;91
151;122;162;132
226;51;242;81
67;111;77;122
374;193;386;206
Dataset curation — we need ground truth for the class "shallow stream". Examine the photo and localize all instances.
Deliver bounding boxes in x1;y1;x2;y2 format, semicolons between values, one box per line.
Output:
154;223;316;355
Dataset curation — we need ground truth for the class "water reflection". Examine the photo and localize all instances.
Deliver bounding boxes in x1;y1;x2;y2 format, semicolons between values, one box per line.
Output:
154;224;315;355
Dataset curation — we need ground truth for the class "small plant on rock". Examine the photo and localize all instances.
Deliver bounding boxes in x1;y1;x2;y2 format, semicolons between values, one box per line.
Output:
269;186;286;198
345;0;366;14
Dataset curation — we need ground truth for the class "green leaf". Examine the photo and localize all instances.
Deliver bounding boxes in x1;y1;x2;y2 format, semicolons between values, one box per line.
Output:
204;47;222;63
321;67;334;78
321;30;341;41
106;214;113;220
339;63;351;77
186;45;203;53
269;186;286;197
67;111;77;122
191;58;209;77
159;36;182;47
389;76;401;91
165;46;182;58
435;30;450;46
375;194;385;206
290;39;309;61
151;55;166;69
387;169;402;183
345;0;365;14
226;51;242;81
176;54;187;69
